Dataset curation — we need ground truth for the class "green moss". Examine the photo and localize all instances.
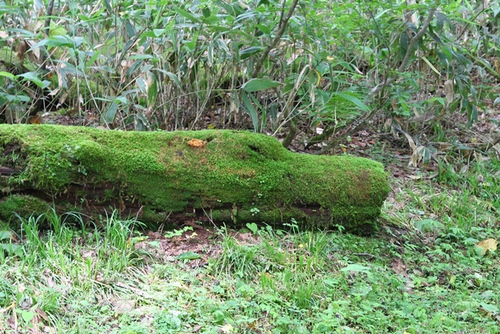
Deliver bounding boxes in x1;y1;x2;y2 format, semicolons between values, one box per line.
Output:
0;124;390;229
0;219;9;231
0;194;50;230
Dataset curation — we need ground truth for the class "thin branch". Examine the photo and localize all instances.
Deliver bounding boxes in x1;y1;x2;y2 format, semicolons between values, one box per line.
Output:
39;0;55;71
467;52;500;82
44;0;55;36
368;8;436;98
251;0;299;78
455;4;492;42
398;8;436;72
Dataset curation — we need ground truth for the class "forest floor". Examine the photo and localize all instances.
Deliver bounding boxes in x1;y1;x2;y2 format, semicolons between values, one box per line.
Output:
1;109;499;333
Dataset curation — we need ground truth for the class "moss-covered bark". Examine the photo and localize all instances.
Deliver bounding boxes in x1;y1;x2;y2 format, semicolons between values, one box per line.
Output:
0;125;390;230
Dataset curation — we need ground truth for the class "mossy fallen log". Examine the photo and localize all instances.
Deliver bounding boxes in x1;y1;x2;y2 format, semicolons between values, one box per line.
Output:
0;125;390;231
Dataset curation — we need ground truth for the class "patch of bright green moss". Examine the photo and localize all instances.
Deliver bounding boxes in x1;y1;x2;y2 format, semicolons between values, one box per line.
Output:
0;194;50;230
0;124;390;229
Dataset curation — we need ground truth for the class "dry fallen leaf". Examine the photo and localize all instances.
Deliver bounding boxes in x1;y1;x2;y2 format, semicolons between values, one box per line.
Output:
112;298;137;314
476;238;498;256
219;323;234;333
187;138;207;148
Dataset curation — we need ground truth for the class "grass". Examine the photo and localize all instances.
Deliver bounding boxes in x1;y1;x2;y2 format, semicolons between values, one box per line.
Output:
0;158;499;333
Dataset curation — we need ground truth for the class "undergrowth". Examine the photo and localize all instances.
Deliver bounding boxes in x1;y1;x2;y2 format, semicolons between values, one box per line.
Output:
0;155;499;333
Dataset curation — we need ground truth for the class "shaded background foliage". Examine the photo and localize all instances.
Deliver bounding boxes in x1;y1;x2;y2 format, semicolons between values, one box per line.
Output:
0;0;498;161
0;2;500;332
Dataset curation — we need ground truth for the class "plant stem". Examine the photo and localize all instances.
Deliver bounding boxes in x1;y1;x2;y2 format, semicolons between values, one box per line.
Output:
368;8;436;99
251;0;299;78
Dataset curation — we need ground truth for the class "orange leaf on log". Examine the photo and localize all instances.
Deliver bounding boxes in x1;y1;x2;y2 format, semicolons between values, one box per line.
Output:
187;139;207;148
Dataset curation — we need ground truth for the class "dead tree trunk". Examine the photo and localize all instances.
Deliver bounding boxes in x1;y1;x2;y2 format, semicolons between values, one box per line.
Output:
0;125;390;232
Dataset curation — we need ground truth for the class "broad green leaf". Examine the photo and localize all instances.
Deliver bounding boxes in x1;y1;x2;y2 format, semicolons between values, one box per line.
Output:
125;59;143;78
246;223;258;234
215;38;231;54
177;251;201;261
5;95;30;103
0;71;15;79
0;230;13;240
103;0;112;13
493;3;500;17
174;6;200;23
256;24;271;35
148;72;158;107
249;92;266;129
156;69;181;88
235;11;256;23
135;113;149;131
152;4;166;26
239;46;264;59
435;12;452;32
207;42;214;66
329;92;370;112
415;219;443;232
147;240;161;248
20;310;34;323
185;38;197;52
115;96;128;104
428;26;444;44
136;77;147;93
49;24;67;37
33;35;85;49
241;91;259;131
208;26;230;33
140;64;153;73
241;78;280;92
341;264;371;273
201;15;219;25
128;55;154;61
374;8;392;19
449;48;470;67
1;243;22;256
421;56;441;76
85;50;101;67
104;102;118;123
153;29;165;37
125;19;136;39
469;104;478;125
400;32;409;53
140;30;164;38
16;72;50;89
202;6;211;18
120;39;135;59
480;302;498;314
